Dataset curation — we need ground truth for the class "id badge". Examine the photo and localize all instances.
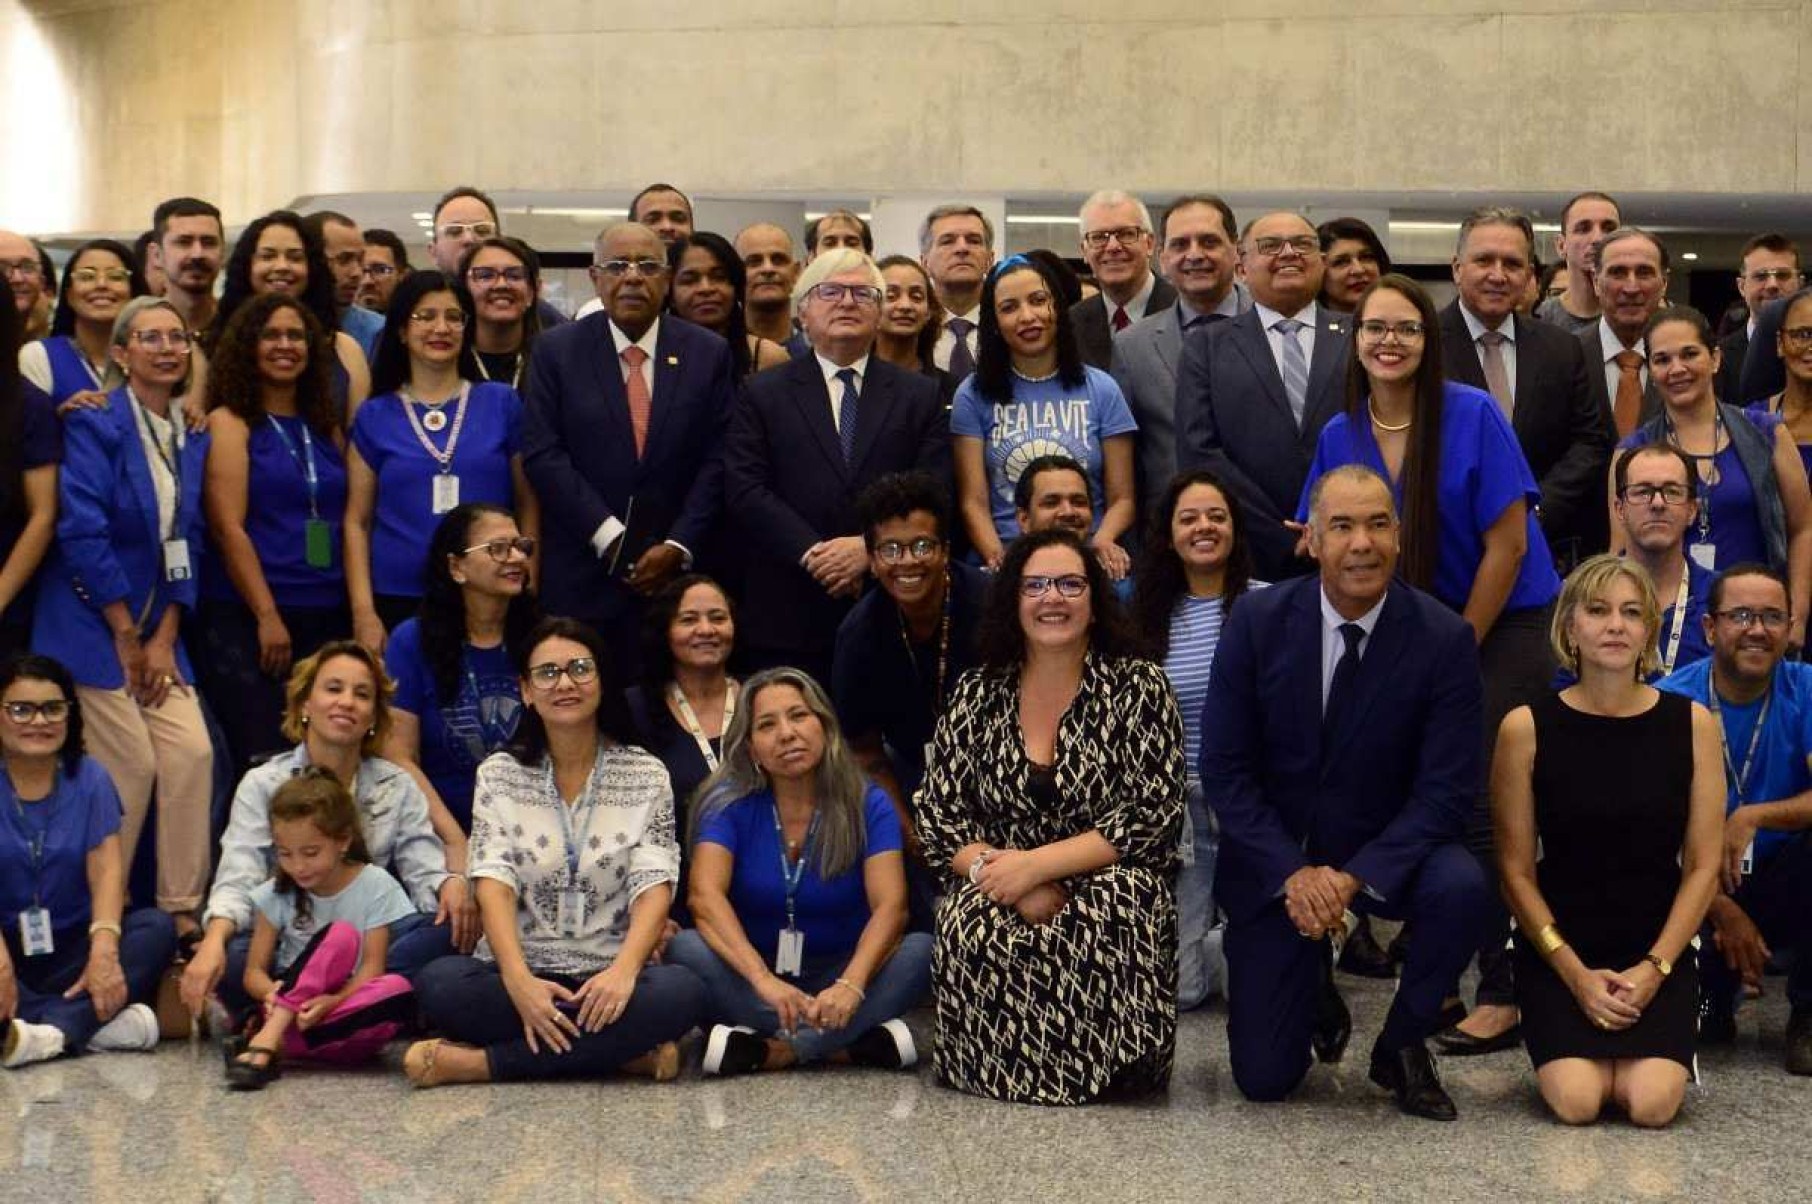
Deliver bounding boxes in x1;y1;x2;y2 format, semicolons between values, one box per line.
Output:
19;906;54;957
431;474;460;514
775;927;804;976
304;518;333;569
558;887;587;936
1690;542;1717;572
1741;838;1755;877
162;538;192;582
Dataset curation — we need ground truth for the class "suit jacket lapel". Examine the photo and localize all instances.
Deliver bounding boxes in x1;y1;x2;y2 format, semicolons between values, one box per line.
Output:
1293;584;1328;761
589;319;634;452
1228;311;1293;422
790;357;848;475
848;360;892;474
1302;310;1349;435
1152;307;1182;384
1322;586;1410;769
1441;306;1488;392
642;324;679;459
117;398;162;543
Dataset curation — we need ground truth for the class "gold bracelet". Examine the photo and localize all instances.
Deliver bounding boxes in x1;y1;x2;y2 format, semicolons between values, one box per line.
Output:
87;921;123;939
1533;923;1567;957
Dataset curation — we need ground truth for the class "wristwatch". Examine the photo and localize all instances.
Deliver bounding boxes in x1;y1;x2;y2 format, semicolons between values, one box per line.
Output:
1644;952;1673;978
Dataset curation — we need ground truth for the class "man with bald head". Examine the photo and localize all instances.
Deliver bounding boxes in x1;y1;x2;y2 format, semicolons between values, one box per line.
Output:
0;229;50;341
1175;211;1353;579
522;221;736;670
735;222;807;356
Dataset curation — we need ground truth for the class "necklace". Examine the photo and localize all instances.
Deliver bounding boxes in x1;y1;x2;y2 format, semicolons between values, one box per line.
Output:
1013;366;1059;383
1367;400;1412;432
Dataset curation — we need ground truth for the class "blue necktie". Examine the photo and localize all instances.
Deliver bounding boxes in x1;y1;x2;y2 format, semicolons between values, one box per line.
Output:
946;317;976;381
1274;316;1309;426
1323;622;1365;739
836;367;859;465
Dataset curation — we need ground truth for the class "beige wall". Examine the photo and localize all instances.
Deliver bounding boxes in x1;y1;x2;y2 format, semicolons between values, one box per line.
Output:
2;0;1806;234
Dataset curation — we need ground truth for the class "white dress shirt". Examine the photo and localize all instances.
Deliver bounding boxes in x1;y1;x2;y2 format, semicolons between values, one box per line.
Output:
1596;315;1647;404
1319;586;1387;711
1460;303;1519;400
932;305;981;372
815;352;870;434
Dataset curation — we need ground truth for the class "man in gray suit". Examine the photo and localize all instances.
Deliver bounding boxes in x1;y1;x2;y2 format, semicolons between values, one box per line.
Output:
1070;190;1174;369
1112;194;1252;517
1174;211;1351;580
1578;227;1670;444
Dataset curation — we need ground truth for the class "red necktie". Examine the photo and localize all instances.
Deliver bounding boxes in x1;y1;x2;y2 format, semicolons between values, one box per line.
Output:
622;345;651;457
1112;305;1131;332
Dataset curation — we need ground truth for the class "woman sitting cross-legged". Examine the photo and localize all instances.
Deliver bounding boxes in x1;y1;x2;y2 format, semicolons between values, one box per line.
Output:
405;617;705;1086
667;667;932;1076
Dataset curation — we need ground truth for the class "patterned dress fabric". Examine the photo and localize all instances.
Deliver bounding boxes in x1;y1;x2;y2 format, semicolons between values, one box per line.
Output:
915;654;1186;1104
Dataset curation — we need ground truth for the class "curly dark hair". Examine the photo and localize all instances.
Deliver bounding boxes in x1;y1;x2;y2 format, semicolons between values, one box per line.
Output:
419;504;542;705
204;292;338;435
975;528;1138;668
666;232;757;381
1131;470;1255;660
369;270;481;397
206;211;338;358
49;239;148;338
458;236;543;384
856;470;950;548
972;254;1087;404
636;574;738;736
506;617;646;763
0;652;86;775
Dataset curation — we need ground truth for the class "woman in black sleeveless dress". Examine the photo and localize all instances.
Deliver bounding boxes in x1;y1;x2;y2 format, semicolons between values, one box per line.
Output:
1493;555;1724;1127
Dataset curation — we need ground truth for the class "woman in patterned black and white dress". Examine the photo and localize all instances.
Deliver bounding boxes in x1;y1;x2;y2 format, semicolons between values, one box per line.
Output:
915;528;1186;1105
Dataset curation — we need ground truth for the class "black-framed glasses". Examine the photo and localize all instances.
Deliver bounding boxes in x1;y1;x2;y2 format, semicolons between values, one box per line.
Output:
1248;235;1319;259
527;657;599;690
1082;226;1148;251
461;536;536;562
468;265;529;286
592;258;667;279
808;282;882;306
1713;607;1790;631
875;537;942;563
1020;574;1088;599
362;262;399;279
1356;320;1426;343
3;700;69;723
1619;483;1691;506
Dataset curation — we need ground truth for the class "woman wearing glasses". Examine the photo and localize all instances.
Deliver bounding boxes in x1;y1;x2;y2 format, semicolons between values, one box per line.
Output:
1297;275;1561;1057
951;255;1137;575
196;294;350;779
383;504;538;836
19;238;146;409
407;617;705;1088
665;232;790;382
0;654;176;1069
33;297;215;940
916;529;1185;1104
345;270;539;652
460;237;546;392
1752;287;1812;481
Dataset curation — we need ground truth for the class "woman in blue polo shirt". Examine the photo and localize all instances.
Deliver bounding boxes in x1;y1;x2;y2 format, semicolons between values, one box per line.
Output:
1298;274;1562;1056
668;667;930;1076
345;270;539;651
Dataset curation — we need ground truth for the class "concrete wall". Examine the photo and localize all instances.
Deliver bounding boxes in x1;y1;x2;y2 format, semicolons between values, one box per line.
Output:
2;0;1806;233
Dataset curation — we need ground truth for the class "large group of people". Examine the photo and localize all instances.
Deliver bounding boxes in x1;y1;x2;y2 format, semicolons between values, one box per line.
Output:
2;181;1810;1131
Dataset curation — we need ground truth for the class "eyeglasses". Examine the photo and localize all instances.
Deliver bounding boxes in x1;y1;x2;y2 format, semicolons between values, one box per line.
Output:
437;222;497;241
592;259;668;279
1356;319;1426;343
461;536;536;562
0;259;42;279
362;263;399;279
3;700;68;723
875;537;942;563
130;330;192;350
1620;482;1692;506
1713;607;1790;631
1020;574;1089;599
258;328;309;346
1782;326;1812;348
1082;226;1149;251
527;657;599;689
468;266;528;286
808;282;882;306
1247;236;1320;259
409;309;468;327
70;267;132;286
1747;268;1801;285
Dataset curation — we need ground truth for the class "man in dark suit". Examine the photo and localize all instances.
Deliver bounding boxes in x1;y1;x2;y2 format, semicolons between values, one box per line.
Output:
724;249;950;683
1577;227;1670;444
1440;207;1610;570
1070;190;1175;370
1718;233;1801;406
1202;465;1487;1121
1174;211;1351;580
522;221;736;671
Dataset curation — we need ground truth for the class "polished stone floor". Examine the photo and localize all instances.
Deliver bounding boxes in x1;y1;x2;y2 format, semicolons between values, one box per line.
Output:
3;974;1807;1203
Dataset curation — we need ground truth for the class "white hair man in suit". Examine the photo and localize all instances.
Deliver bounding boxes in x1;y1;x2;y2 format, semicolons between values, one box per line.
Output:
1071;190;1172;370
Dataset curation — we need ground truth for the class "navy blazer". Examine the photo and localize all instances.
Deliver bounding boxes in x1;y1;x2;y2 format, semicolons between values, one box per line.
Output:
723;354;949;661
1173;306;1350;580
521;314;736;625
33;388;208;689
1200;577;1482;924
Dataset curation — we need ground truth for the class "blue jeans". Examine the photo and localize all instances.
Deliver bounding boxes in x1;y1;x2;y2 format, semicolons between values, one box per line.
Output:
666;929;932;1062
1176;777;1222;1010
5;909;176;1051
220;909;452;1020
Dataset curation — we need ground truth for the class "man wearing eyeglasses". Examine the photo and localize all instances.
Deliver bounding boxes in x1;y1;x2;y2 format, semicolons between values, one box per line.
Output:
1070;191;1171;370
1657;563;1812;1073
302;211;384;364
725;250;949;683
522;222;735;674
1612;444;1713;678
1175;211;1352;581
1718;234;1801;406
358;229;411;314
427;186;567;329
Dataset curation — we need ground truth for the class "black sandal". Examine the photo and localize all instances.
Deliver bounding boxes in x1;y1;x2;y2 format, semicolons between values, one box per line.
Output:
225;1044;281;1091
219;1033;249;1071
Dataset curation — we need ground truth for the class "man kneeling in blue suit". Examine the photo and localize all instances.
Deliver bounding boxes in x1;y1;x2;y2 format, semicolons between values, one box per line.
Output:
1202;464;1489;1120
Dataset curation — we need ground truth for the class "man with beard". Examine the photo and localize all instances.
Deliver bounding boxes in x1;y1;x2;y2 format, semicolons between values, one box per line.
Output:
147;197;224;336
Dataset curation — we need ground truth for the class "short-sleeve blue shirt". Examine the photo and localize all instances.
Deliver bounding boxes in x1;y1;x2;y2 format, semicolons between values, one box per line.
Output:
1298;381;1561;612
695;785;902;966
0;757;122;934
385;619;523;831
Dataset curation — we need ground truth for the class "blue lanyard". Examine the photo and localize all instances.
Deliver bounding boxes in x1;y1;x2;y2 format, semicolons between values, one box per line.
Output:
462;647;518;753
771;804;820;927
268;415;321;519
1708;685;1771;807
4;770;62;907
549;758;601;886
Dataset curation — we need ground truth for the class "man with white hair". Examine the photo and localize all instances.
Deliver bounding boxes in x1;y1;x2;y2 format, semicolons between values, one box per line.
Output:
1071;190;1173;369
724;248;951;681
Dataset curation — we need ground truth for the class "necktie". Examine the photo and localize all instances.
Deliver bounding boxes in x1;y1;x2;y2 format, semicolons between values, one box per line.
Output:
1274;317;1309;426
1323;621;1366;738
1478;330;1513;416
1112;305;1131;332
947;317;976;381
835;367;859;465
1613;349;1644;438
622;345;652;457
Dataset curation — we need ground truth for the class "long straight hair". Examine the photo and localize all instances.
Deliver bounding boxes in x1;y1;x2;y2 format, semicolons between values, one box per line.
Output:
689;668;869;881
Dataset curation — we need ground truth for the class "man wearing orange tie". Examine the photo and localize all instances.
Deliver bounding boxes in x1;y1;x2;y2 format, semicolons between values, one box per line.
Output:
1582;228;1670;442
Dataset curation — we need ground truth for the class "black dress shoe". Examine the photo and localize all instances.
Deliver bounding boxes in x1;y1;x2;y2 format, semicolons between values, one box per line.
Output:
1337;918;1397;980
1311;977;1352;1064
1785;1007;1812;1076
1431;1022;1522;1056
1368;1041;1458;1122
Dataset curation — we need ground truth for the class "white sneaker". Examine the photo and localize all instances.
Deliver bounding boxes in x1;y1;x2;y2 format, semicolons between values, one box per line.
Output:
3;1019;66;1068
87;1004;160;1053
